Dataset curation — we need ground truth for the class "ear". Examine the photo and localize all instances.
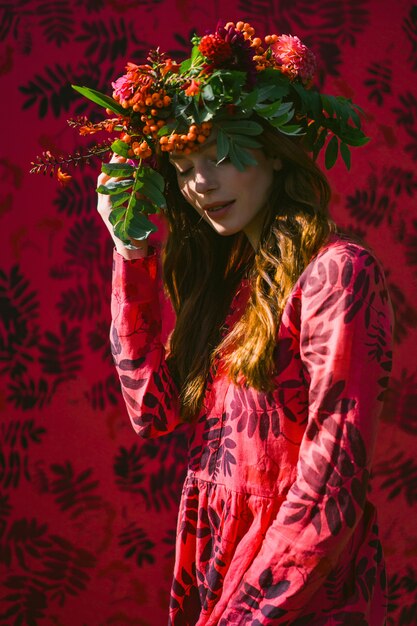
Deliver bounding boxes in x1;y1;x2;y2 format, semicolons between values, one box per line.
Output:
272;157;282;172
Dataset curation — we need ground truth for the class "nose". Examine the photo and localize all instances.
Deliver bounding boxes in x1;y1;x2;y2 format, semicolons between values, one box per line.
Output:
194;165;218;194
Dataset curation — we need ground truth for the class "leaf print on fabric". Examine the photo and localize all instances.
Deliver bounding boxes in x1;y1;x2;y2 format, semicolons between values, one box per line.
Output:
178;485;199;546
380;369;417;435
0;420;46;490
169;564;201;626
403;4;417;71
118;522;155;567
74;18;146;64
373;451;417;505
40;535;96;604
86;372;122;410
199;415;237;479
291;414;369;536
0;575;48;624
365;60;392;106
49;461;103;518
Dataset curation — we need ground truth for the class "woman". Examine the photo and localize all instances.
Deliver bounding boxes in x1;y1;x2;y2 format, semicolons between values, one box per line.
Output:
96;23;393;626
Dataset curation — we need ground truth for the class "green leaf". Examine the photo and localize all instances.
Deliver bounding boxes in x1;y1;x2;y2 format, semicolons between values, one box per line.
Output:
339;130;370;147
108;205;126;226
72;85;125;115
217;120;263;135
312;128;328;159
202;84;214;101
340;142;351;170
255;99;289;118
273;123;304;136
125;209;157;240
110;192;131;208
113;219;129;243
349;106;362;128
180;58;192;72
101;162;135;177
191;44;202;64
267;110;295;129
96;179;133;195
111;139;131;158
229;142;258;170
239;89;259;110
256;80;289;103
236;148;258;167
216;130;230;163
325;135;339;169
228;142;245;171
228;134;262;148
135;167;166;208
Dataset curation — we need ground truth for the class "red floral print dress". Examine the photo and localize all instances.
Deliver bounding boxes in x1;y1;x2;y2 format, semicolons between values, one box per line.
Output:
110;234;393;626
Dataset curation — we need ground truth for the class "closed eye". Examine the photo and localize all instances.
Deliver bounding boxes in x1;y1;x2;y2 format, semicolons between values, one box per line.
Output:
177;167;193;177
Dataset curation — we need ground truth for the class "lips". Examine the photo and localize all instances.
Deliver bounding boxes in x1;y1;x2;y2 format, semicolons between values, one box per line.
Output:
203;200;235;214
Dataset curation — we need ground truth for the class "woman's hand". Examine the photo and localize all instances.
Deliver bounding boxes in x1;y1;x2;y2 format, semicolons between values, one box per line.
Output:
97;153;149;260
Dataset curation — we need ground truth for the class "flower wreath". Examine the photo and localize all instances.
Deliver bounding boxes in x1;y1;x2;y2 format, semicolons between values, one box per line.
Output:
31;20;369;244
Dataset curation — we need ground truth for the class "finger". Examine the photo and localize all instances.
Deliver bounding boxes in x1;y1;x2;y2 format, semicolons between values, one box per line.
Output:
98;152;129;186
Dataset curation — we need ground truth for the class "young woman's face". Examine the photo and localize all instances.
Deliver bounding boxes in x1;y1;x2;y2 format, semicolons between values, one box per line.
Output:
169;138;281;248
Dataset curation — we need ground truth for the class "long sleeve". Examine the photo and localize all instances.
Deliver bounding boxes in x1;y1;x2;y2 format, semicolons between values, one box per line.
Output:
111;249;182;438
211;243;393;625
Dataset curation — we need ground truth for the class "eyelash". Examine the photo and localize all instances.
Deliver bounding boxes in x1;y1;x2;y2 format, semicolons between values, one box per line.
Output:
178;168;192;177
177;157;229;177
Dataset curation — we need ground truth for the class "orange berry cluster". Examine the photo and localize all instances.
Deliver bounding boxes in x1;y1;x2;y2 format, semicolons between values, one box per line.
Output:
223;21;280;71
224;20;265;59
158;121;213;154
254;34;280;70
118;88;175;159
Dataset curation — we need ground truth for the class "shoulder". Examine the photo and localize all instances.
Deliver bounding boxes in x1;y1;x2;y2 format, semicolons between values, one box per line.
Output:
299;233;389;300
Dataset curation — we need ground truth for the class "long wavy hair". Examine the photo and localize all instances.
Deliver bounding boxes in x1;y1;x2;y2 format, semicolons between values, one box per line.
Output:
159;124;336;421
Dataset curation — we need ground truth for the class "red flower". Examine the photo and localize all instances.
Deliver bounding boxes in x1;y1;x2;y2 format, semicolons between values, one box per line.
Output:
184;79;201;97
56;167;72;186
161;58;180;76
199;34;233;66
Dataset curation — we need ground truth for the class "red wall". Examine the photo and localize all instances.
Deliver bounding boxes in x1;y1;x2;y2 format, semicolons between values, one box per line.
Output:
1;1;417;624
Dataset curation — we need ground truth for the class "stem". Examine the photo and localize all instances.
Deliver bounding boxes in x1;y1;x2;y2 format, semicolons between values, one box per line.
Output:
123;158;143;233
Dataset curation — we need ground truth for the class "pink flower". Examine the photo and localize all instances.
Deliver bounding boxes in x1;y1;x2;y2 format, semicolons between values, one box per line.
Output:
271;34;316;85
111;75;134;100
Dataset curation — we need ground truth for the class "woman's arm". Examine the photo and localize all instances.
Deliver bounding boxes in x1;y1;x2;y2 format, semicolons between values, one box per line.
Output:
209;243;393;624
99;156;182;438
